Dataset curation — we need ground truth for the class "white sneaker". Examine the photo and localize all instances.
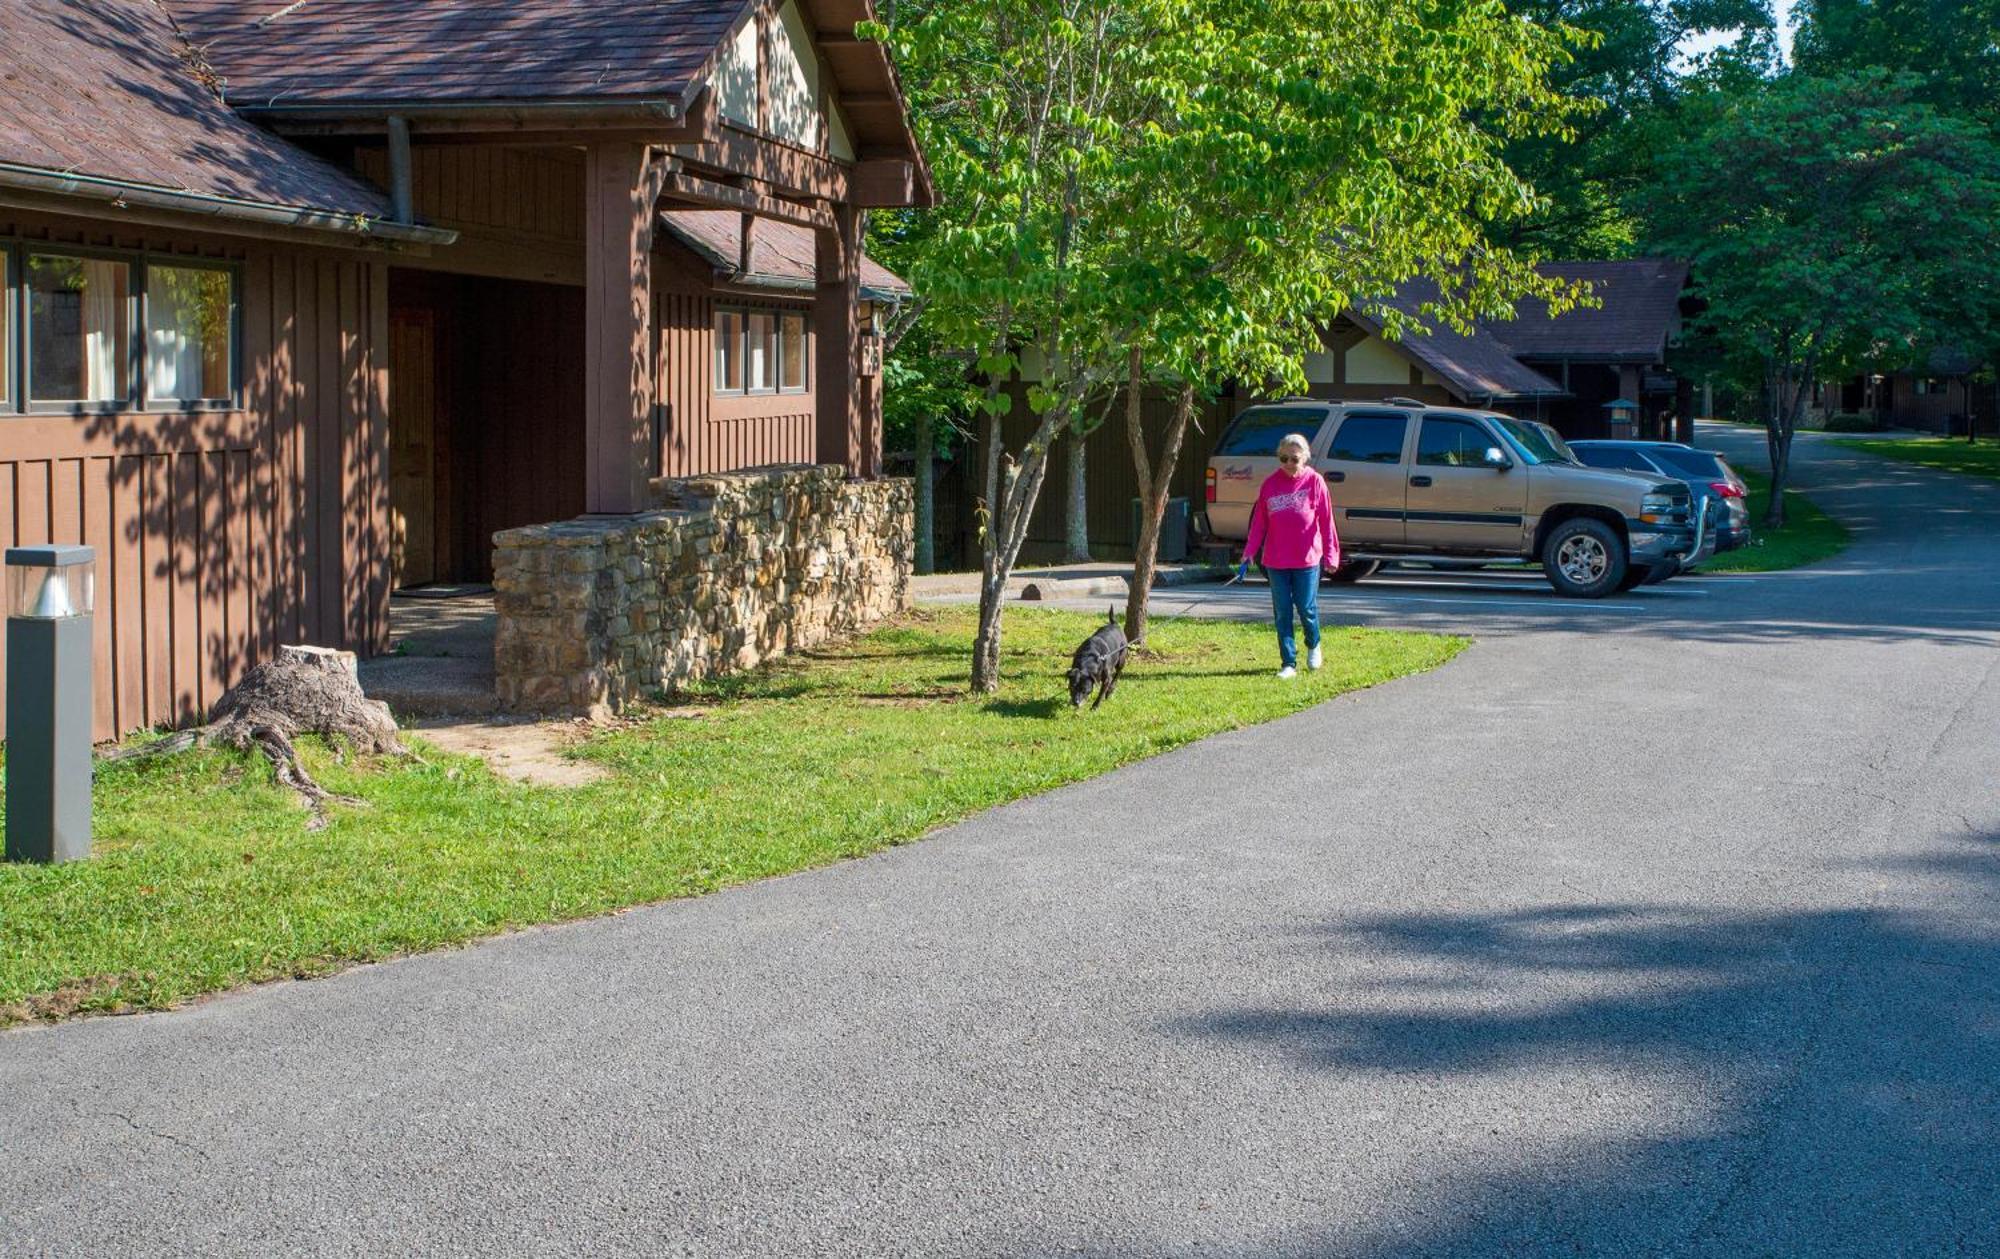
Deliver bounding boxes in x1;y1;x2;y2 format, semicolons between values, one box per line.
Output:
1308;645;1323;671
1277;666;1297;679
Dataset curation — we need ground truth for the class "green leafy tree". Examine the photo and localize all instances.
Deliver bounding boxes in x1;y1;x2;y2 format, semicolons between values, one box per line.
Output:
879;0;1584;688
1794;0;2000;125
1647;72;2000;522
1099;0;1583;642
1498;0;1776;257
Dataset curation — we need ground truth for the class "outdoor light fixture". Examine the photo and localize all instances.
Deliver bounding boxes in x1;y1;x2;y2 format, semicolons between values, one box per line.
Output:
5;544;95;864
1603;396;1639;439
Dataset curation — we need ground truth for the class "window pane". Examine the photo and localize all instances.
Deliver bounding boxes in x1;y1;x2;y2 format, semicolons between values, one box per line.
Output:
147;265;233;403
780;314;806;391
1327;414;1407;463
29;254;130;404
1216;407;1326;455
1415;417;1495;467
714;310;743;391
2;252;11;405
747;312;776;392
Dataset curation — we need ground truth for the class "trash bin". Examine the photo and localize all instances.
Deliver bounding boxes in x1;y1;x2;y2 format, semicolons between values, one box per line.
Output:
1133;497;1190;563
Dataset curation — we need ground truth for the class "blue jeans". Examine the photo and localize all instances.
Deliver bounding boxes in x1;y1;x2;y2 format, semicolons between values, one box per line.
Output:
1266;566;1321;669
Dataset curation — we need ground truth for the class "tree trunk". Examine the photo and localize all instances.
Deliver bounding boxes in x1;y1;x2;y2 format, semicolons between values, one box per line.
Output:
969;403;1063;694
1763;364;1789;530
1063;427;1091;563
1124;361;1198;648
914;412;936;574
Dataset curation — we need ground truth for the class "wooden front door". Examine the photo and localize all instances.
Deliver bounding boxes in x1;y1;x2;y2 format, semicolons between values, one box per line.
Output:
389;308;439;588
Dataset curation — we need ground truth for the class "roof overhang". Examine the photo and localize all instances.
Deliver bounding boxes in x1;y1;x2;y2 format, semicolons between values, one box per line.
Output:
0;161;457;249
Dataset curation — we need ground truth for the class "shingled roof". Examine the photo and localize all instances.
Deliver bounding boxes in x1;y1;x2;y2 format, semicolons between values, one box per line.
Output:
168;0;739;109
1351;259;1689;400
660;209;912;302
0;0;403;224
1351;280;1565;401
1504;259;1690;361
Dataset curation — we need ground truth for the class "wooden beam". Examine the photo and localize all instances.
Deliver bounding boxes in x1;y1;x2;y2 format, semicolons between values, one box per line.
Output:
583;143;671;513
850;158;917;208
662;171;835;231
815;202;866;476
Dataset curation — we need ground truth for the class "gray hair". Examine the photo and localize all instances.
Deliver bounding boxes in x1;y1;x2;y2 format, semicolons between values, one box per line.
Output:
1276;433;1311;460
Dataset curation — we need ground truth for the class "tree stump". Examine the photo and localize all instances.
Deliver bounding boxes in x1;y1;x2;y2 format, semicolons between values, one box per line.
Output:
102;644;404;828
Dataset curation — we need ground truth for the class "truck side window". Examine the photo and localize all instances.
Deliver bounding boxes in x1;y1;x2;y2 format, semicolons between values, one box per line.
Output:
1215;407;1328;456
1416;417;1496;467
1326;414;1408;463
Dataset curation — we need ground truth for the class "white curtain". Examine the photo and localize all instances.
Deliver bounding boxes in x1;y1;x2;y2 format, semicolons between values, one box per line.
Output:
81;259;125;402
146;270;202;402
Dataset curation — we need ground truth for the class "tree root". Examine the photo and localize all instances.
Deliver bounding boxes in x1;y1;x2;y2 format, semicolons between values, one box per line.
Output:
97;646;400;829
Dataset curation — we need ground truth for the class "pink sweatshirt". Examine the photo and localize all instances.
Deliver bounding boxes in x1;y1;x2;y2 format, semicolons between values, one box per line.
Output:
1244;468;1340;570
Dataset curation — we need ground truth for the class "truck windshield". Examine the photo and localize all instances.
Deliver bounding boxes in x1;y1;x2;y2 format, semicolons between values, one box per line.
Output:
1492;416;1577;466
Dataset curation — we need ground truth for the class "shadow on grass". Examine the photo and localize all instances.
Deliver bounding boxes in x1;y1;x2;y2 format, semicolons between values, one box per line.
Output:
982;696;1069;719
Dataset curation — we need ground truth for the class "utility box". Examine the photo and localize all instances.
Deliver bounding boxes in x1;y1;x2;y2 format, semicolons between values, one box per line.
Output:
1133;497;1190;563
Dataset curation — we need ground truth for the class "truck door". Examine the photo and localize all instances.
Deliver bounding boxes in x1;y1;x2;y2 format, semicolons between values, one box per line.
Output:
1405;414;1529;553
1316;410;1413;546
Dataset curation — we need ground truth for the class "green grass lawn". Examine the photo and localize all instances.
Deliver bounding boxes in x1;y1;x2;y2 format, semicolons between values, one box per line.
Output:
1832;436;2000;483
1697;466;1850;573
0;606;1462;1025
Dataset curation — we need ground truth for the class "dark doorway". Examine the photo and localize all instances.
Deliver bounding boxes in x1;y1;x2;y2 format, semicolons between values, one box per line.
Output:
388;270;586;584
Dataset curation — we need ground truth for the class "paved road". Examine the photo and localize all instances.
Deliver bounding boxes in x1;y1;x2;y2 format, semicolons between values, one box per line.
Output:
4;427;1997;1256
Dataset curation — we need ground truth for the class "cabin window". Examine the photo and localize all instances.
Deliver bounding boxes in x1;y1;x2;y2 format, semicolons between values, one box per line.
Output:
714;309;745;393
780;314;807;392
714;305;808;397
746;311;777;394
26;252;132;407
4;245;239;412
145;263;234;406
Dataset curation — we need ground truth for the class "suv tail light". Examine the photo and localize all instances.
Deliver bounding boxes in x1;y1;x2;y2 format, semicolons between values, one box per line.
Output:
1710;480;1745;499
1205;466;1217;503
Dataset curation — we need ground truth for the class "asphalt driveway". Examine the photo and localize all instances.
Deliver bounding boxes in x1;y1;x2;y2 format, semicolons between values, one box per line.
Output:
3;426;1996;1256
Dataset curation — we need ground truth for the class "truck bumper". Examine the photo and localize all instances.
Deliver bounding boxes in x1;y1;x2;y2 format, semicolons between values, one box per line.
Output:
1628;526;1695;562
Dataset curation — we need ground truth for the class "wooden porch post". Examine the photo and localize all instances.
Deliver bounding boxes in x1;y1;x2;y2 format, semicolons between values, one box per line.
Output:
816;203;867;476
1675;375;1695;445
584;143;668;513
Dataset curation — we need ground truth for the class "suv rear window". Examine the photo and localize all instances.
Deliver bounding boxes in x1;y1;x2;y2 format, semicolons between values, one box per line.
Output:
1326;414;1408;463
1215;407;1326;456
1649;447;1730;480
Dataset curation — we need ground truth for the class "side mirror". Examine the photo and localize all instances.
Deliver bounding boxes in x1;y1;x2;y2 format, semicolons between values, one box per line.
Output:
1483;446;1513;470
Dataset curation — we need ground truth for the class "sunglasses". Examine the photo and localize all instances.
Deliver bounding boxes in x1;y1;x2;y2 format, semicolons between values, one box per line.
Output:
1278;453;1304;465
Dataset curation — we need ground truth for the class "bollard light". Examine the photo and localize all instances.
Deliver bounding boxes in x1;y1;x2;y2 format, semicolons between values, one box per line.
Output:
5;544;94;864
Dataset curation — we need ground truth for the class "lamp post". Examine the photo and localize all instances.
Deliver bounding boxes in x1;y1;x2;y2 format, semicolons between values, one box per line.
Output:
1603;397;1639;440
5;545;94;864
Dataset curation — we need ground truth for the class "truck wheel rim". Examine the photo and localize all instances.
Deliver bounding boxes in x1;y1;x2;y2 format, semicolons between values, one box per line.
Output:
1557;535;1609;584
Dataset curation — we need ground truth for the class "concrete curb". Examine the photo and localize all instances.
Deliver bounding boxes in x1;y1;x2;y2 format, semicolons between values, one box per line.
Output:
1018;565;1230;602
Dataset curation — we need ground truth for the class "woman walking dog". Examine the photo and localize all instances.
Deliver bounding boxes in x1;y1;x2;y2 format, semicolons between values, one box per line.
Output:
1237;433;1340;678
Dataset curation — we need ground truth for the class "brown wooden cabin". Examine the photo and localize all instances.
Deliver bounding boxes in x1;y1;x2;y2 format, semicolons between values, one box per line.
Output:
0;0;928;740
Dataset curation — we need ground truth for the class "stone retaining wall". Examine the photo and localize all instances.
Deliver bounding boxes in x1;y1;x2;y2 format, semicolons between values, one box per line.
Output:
493;465;912;717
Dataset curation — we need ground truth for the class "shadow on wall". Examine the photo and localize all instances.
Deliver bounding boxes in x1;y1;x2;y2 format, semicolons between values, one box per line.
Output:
1151;831;2000;1256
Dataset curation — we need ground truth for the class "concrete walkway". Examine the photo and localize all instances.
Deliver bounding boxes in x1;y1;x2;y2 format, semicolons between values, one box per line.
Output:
3;427;1996;1256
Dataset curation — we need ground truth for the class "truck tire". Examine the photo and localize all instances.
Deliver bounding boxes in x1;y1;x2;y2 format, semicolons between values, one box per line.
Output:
1543;518;1628;598
1324;559;1380;584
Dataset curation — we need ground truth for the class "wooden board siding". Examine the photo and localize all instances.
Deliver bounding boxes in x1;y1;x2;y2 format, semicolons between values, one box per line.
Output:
353;144;586;287
653;252;816;477
0;211;391;740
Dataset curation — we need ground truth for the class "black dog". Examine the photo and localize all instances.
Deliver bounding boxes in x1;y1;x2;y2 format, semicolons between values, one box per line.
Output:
1068;608;1130;710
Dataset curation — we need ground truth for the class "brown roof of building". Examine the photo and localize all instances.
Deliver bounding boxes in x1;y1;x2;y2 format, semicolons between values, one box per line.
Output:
1500;259;1689;361
0;0;399;220
1353;281;1565;401
660;209;912;300
168;0;741;109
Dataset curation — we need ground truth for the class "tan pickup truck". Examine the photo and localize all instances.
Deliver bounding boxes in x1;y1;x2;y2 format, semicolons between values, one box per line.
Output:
1204;399;1704;598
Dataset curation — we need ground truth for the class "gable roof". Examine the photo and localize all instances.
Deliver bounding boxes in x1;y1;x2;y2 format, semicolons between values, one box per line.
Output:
1504;259;1689;361
660;209;912;301
0;0;431;236
1351;258;1689;400
167;0;739;110
1349;280;1564;401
